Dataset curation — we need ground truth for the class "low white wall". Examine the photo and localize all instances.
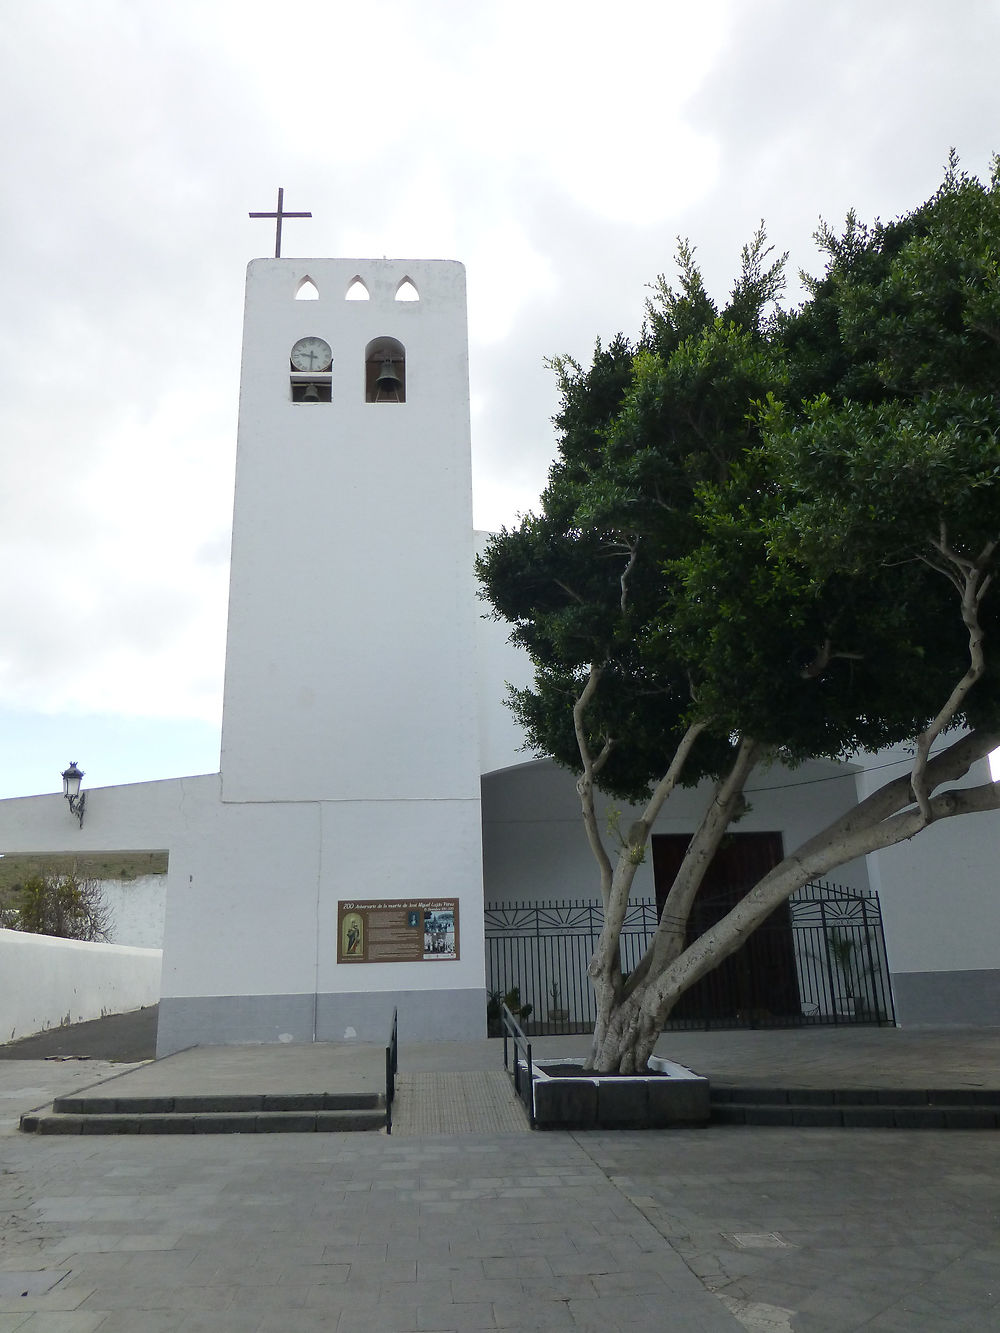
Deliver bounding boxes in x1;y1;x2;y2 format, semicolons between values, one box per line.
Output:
0;928;162;1044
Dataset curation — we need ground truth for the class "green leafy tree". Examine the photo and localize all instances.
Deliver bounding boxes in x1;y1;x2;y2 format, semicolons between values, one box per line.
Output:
477;158;1000;1072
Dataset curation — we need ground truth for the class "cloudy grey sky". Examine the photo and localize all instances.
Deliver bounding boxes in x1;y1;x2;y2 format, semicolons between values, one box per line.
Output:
1;0;998;799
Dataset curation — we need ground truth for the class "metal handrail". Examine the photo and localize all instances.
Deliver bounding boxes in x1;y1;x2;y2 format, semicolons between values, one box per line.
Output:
385;1006;398;1134
500;1002;535;1128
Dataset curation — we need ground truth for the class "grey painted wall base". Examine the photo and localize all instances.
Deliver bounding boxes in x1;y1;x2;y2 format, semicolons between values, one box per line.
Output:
156;987;487;1057
891;968;1000;1027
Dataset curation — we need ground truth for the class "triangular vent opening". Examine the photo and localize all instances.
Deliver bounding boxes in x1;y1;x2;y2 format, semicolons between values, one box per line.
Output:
295;276;320;300
395;277;419;302
346;277;370;301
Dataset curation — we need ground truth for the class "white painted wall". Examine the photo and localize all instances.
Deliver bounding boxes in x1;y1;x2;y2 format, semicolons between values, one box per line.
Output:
474;530;537;775
0;773;213;857
0;772;211;974
102;875;167;948
482;756;871;907
159;795;487;1002
860;745;1000;976
0;928;161;1043
220;259;481;807
158;259;487;1043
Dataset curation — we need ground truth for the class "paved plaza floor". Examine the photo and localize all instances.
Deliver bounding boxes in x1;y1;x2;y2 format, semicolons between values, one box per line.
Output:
0;1025;998;1330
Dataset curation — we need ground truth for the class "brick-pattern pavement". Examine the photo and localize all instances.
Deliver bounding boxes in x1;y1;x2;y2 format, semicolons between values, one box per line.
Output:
392;1072;529;1136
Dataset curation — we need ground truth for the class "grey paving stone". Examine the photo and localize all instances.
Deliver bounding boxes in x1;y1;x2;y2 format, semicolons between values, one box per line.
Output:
335;1310;421;1332
178;1094;263;1113
840;1106;895;1127
416;1303;496;1330
259;1314;353;1333
0;1274;66;1298
13;1314;108;1332
253;1112;317;1132
4;1033;1000;1331
139;1116;200;1134
174;1315;266;1333
491;1297;575;1327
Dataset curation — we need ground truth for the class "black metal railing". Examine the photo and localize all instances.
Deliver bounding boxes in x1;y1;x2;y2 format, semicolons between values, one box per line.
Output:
485;882;895;1033
783;884;896;1027
501;1002;535;1127
385;1006;398;1134
486;898;657;1035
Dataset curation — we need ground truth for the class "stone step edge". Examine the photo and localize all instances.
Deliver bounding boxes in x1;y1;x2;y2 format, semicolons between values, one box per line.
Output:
20;1109;387;1135
51;1091;383;1115
711;1103;1000;1129
710;1086;1000;1107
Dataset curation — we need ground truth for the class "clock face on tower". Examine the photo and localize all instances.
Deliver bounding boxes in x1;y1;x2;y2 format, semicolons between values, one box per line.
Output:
290;336;332;372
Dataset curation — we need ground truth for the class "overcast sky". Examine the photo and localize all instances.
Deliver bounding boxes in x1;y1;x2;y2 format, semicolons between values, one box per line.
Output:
1;0;998;800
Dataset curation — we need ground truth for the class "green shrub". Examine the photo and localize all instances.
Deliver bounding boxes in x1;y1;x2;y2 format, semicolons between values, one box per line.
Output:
15;872;110;942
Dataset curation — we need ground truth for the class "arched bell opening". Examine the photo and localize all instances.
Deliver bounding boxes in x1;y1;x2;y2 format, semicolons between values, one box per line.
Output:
364;336;406;403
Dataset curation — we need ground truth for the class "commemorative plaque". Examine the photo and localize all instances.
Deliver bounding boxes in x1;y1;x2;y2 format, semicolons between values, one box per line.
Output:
337;898;460;964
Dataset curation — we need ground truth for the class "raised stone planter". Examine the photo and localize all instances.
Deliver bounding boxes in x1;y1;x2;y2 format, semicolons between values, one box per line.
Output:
529;1056;710;1129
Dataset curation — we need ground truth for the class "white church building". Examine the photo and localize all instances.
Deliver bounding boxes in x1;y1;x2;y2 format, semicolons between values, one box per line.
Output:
1;256;998;1053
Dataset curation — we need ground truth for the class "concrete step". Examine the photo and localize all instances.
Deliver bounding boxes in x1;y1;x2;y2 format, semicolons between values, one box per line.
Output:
20;1091;387;1135
710;1086;1000;1129
50;1091;382;1115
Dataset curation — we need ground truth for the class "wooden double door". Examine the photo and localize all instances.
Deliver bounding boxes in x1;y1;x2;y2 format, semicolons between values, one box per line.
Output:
652;832;801;1023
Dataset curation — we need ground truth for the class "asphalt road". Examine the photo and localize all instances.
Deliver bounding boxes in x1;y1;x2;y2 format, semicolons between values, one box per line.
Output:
0;1004;158;1062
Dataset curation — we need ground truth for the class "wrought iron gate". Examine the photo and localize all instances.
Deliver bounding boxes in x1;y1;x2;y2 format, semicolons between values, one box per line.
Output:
485;881;895;1032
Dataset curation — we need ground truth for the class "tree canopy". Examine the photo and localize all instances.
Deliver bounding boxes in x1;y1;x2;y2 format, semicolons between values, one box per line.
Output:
477;156;1000;1071
479;156;1000;794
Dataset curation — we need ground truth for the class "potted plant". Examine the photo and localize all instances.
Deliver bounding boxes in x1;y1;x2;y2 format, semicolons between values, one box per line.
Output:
487;985;533;1036
828;930;869;1016
547;980;569;1024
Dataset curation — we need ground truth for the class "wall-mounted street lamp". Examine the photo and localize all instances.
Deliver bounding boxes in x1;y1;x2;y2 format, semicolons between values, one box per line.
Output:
61;761;86;828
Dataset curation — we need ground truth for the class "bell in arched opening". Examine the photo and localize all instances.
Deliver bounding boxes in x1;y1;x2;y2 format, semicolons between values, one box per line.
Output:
374;358;402;402
365;336;406;403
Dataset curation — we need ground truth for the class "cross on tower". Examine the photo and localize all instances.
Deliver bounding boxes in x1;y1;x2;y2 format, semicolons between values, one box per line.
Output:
249;187;312;258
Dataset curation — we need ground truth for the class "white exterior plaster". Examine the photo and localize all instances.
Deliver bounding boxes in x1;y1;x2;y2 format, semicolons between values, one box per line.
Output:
474;530;537;775
221;260;480;805
101;875;167;948
0;774;214;856
859;744;1000;976
156;259;487;1047
482;756;872;907
0;928;161;1043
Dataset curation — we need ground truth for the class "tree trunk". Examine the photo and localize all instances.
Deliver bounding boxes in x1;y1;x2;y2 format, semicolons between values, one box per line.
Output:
591;983;667;1073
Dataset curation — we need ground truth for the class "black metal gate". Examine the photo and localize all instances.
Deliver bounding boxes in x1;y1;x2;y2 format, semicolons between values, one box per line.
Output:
484;881;895;1032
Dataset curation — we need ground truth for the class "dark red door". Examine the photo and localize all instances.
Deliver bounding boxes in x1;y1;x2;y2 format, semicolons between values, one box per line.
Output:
652;832;801;1022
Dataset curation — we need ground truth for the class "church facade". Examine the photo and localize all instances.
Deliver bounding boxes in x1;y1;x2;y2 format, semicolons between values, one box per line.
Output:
1;256;998;1050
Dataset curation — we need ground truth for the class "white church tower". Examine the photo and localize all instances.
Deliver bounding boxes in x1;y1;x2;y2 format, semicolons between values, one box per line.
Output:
156;258;487;1053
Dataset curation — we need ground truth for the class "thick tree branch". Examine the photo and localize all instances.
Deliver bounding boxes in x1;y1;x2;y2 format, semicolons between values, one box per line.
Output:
619;538;639;615
815;728;1000;852
553;579;585;604
629;735;760;992
573;665;614;904
798;638;864;680
582;717;707;1068
596;720;709;983
649;774;1000;1020
912;529;996;820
